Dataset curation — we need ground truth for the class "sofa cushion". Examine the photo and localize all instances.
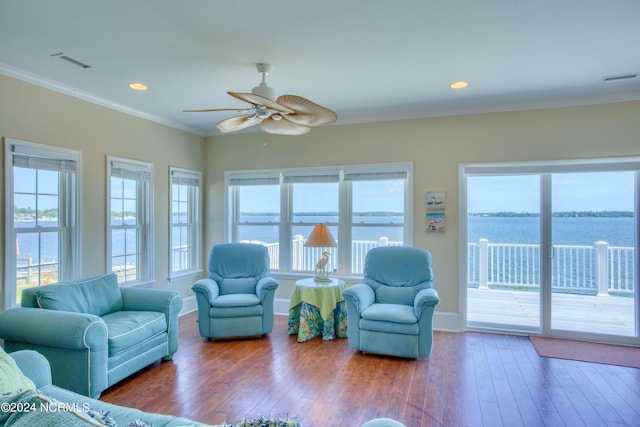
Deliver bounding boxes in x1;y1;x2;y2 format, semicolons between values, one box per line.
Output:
218;277;258;295
211;293;260;308
35;273;123;317
0;347;36;394
361;303;417;324
101;311;167;356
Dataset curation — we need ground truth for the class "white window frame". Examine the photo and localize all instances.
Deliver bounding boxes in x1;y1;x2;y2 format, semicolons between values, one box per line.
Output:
107;156;154;286
169;166;203;280
225;162;413;279
4;138;82;308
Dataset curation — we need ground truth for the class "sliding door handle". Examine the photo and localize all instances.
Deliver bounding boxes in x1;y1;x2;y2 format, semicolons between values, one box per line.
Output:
547;244;555;260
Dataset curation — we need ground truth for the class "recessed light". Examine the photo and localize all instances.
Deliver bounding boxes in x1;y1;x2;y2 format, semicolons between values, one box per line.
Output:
129;83;148;91
450;81;469;89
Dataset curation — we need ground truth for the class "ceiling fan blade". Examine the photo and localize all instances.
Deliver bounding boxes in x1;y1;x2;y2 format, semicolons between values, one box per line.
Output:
276;95;338;127
260;117;311;135
216;115;264;133
183;107;253;113
228;92;294;114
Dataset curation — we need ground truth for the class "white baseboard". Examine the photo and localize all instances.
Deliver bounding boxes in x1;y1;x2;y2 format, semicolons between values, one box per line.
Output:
433;311;462;332
275;297;463;332
274;298;290;317
179;295;198;316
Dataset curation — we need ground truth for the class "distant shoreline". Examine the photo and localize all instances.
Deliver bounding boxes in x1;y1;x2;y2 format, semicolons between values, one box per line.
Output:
469;211;633;218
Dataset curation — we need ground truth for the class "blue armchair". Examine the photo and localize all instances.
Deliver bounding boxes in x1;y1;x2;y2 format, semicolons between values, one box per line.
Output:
342;246;440;358
191;243;279;339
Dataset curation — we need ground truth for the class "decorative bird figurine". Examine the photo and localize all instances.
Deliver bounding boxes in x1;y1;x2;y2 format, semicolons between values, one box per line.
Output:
315;251;331;281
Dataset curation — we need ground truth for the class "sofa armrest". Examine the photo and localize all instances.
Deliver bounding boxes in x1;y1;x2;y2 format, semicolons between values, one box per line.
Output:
342;284;375;314
10;350;52;389
414;288;440;318
120;287;182;357
120;287;182;314
0;307;107;350
191;278;220;304
256;277;279;301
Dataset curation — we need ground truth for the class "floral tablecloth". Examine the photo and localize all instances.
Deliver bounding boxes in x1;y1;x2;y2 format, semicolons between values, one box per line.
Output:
287;278;348;342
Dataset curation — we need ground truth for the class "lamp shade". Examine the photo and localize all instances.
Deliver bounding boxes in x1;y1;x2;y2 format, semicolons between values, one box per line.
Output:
304;224;337;248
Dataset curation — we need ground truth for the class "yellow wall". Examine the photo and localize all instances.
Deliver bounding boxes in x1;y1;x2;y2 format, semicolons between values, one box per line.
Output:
2;72;639;321
205;101;640;316
0;75;205;309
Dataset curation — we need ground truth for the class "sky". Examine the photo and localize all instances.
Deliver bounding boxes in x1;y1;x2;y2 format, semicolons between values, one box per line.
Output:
240;180;405;213
15;167;636;214
467;171;636;213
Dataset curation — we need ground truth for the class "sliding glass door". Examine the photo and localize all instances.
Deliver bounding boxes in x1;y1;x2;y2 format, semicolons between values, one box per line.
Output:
463;159;639;345
549;171;636;339
466;175;541;331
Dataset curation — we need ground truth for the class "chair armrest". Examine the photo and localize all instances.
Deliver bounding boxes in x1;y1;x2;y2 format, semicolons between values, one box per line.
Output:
191;278;220;304
414;288;440;318
0;307;107;350
256;277;279;301
342;284;375;313
10;350;52;389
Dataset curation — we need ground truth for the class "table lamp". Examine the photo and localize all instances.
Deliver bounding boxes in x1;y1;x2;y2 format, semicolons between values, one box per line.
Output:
304;224;337;282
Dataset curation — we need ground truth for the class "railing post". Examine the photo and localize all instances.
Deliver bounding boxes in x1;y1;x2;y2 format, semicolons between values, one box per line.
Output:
292;235;304;270
595;241;609;296
378;236;389;247
479;238;489;289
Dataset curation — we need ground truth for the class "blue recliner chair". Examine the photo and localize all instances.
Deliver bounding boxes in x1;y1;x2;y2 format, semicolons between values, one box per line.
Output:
342;246;440;358
191;243;279;339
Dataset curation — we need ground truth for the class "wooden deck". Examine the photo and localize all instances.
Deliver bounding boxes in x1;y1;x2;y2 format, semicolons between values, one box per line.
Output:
467;288;636;337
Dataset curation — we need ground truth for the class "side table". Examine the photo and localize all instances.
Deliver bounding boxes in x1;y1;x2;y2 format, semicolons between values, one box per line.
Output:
288;277;348;342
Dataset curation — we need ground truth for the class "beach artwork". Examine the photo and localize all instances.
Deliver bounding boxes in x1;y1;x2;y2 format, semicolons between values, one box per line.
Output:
426;191;445;211
426;212;446;232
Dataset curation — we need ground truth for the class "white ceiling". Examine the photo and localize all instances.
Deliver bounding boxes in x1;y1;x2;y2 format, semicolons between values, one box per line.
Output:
2;0;639;137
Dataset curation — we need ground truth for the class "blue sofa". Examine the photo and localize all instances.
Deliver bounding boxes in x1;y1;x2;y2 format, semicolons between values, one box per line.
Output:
0;273;182;398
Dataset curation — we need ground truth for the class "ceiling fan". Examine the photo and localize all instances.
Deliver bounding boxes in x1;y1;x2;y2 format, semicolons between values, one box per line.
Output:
184;63;338;135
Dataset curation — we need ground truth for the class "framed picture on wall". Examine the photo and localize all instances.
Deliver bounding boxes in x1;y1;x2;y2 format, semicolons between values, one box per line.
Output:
426;212;446;232
426;191;445;211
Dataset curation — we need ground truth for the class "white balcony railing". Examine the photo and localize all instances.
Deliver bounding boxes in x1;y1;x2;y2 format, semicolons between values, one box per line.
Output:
244;235;402;275
241;237;634;296
467;239;635;296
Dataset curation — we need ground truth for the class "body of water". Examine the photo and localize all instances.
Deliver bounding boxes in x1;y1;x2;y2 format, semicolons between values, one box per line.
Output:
15;215;635;266
468;216;634;247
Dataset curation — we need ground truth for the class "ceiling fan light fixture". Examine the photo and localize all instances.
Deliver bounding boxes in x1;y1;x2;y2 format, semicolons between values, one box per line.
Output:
256;107;270;118
271;114;282;121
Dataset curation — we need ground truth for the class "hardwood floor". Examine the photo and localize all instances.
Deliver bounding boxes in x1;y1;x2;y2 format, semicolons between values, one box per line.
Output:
100;312;640;427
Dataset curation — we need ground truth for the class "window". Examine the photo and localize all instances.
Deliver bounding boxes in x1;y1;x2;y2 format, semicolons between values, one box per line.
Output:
107;156;153;285
169;167;202;279
226;163;412;277
4;139;81;308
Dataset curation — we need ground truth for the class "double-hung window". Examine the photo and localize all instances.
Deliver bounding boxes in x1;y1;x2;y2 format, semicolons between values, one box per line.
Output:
107;156;153;285
4;139;81;307
169;167;202;279
226;162;412;277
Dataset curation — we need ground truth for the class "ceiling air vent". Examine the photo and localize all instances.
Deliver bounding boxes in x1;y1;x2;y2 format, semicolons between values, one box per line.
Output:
602;73;638;82
50;52;92;69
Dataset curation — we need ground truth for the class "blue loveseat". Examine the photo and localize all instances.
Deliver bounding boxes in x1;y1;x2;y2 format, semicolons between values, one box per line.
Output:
0;273;182;398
